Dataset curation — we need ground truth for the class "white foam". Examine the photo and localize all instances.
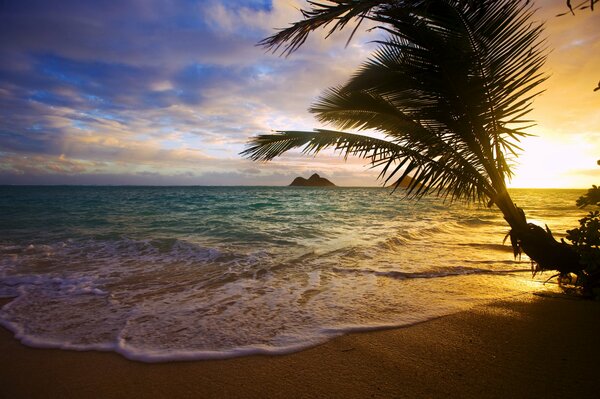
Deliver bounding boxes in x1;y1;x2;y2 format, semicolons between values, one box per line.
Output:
0;291;461;363
0;203;561;363
0;274;108;298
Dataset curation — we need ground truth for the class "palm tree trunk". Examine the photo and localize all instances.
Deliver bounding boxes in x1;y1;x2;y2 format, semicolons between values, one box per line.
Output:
493;190;581;275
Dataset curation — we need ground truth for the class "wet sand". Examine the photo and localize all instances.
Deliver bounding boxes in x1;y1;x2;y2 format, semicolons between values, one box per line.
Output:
1;294;599;398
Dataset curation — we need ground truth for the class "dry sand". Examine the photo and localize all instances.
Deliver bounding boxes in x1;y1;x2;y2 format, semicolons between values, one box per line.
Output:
1;294;599;398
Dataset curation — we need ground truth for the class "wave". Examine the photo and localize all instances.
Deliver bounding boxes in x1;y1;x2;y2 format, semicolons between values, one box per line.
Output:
331;266;532;280
457;217;497;226
1;237;245;267
0;274;107;298
0;300;331;362
0;294;453;363
456;243;513;252
0;245;546;363
0;186;574;362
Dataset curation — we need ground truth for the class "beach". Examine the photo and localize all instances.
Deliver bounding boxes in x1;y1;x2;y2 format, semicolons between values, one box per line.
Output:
1;0;598;396
2;293;599;398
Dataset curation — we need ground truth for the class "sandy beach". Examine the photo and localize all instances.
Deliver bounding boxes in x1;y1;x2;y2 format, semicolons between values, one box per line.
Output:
1;293;599;398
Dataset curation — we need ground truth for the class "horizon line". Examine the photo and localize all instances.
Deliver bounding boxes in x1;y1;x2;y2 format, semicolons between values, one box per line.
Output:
0;184;588;190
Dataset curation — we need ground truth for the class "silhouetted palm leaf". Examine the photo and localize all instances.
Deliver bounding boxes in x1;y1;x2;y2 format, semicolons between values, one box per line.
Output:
242;128;494;201
245;0;546;206
258;0;391;56
560;0;597;16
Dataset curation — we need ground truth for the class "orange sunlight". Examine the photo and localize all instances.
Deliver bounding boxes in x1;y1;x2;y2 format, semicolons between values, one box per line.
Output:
507;3;600;189
509;134;598;188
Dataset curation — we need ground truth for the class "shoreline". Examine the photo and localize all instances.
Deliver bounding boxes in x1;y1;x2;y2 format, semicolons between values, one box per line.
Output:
1;294;599;398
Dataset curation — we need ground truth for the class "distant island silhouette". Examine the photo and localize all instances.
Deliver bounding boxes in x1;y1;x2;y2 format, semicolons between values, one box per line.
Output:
289;173;335;187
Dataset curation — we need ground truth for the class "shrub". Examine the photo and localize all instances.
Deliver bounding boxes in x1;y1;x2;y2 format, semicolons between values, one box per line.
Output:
563;202;600;298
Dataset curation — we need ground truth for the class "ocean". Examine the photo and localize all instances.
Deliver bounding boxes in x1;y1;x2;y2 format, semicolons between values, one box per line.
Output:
0;186;585;362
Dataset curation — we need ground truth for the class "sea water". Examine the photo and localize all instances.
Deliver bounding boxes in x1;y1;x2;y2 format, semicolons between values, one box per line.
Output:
0;186;585;361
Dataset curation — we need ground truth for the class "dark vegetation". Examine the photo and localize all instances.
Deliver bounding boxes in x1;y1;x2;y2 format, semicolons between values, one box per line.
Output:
576;185;600;208
561;187;600;297
242;0;599;297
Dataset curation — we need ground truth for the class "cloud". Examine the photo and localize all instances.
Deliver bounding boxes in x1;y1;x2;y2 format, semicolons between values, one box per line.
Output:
0;0;598;187
0;0;378;185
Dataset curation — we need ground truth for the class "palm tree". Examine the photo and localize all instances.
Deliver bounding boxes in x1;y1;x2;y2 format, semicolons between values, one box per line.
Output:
242;0;580;275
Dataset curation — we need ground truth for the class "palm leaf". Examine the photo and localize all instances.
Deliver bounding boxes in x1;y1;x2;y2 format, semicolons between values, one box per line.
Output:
242;129;494;202
258;1;394;56
247;0;547;206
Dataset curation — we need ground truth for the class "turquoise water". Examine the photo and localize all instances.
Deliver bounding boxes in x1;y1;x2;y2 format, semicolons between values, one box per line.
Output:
0;186;585;361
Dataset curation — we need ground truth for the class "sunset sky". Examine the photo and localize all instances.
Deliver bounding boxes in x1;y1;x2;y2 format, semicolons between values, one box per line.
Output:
1;0;598;187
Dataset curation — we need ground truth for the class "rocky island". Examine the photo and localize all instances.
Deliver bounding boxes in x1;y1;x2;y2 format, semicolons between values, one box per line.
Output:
289;173;335;187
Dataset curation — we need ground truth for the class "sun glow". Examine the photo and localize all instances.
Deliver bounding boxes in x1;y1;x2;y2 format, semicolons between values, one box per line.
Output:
508;134;599;189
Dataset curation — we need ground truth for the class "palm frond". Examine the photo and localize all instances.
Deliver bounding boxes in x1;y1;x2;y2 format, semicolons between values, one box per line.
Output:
242;129;494;202
307;0;545;191
558;0;598;16
258;0;393;56
309;88;490;187
247;0;548;206
259;1;506;56
242;129;408;162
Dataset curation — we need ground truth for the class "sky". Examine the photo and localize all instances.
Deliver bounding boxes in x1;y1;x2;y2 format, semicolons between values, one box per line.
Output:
0;0;598;187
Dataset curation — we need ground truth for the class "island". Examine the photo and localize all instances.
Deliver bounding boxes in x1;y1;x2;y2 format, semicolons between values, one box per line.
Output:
289;173;336;187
